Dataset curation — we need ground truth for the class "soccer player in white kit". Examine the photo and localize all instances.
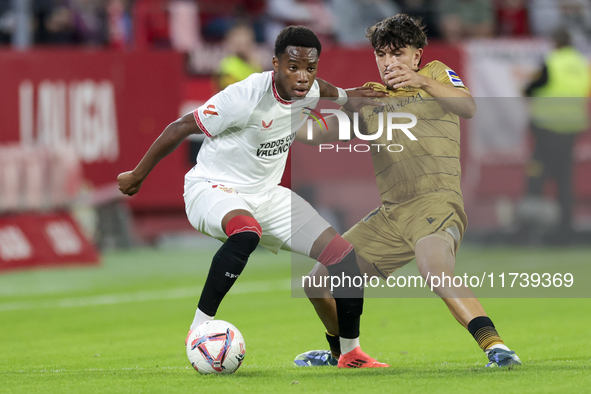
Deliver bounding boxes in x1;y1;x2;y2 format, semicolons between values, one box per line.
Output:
118;26;389;368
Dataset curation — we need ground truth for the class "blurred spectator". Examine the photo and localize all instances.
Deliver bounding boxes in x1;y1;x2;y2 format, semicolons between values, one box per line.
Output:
200;0;265;42
529;0;591;51
398;0;440;39
107;0;132;49
329;0;399;46
134;0;171;49
528;0;560;38
0;0;13;44
216;23;262;91
33;0;107;45
439;0;494;42
495;0;529;37
559;0;591;51
37;0;77;44
523;28;591;241
169;0;200;51
33;0;54;44
266;0;334;47
71;0;107;45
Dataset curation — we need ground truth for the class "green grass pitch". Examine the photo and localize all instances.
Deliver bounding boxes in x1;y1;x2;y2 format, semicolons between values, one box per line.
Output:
1;245;590;393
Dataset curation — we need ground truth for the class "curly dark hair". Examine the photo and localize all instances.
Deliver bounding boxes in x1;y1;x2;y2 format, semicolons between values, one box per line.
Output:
365;14;427;51
274;26;322;57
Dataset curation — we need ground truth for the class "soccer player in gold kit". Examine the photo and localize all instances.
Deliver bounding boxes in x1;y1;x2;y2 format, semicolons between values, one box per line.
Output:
295;14;521;368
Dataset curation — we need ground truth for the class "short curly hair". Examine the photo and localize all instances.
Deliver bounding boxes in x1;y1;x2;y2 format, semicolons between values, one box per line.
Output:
366;14;427;51
274;26;322;57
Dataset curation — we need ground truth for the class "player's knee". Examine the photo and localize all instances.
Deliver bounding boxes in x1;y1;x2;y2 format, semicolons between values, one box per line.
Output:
224;215;262;256
303;274;330;298
303;263;330;297
416;238;454;272
303;274;316;296
318;234;356;269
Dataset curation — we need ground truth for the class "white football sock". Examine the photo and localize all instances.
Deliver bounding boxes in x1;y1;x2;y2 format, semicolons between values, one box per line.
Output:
340;337;360;355
486;343;510;354
190;309;214;330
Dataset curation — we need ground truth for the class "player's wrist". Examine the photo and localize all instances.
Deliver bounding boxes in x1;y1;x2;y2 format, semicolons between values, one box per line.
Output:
130;168;148;183
416;74;431;90
335;87;348;106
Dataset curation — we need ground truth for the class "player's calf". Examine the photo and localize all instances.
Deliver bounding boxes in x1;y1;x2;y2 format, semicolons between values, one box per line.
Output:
317;234;364;340
315;234;389;366
191;216;261;329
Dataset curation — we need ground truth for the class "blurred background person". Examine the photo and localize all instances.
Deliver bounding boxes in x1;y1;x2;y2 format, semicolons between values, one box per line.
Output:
398;0;440;39
529;0;591;51
199;0;265;42
36;0;78;44
133;0;171;49
266;0;334;47
106;0;132;49
329;0;399;46
558;0;591;52
495;0;529;37
168;0;201;51
0;0;13;45
439;0;494;42
522;27;591;243
71;0;107;45
33;0;107;45
215;23;263;91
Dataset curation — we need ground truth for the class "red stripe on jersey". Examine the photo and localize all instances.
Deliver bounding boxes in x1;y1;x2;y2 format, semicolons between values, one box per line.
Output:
193;109;212;137
272;71;294;105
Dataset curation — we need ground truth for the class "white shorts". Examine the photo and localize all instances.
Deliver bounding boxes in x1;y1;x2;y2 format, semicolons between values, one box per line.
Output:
183;180;331;256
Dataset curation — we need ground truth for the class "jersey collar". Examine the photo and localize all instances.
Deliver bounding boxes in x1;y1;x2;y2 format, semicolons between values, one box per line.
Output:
272;71;295;105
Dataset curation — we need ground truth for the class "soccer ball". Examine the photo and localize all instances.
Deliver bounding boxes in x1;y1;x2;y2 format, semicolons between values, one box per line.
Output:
186;320;246;375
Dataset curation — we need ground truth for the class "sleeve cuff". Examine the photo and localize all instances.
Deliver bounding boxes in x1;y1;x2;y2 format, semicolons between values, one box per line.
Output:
193;109;212;138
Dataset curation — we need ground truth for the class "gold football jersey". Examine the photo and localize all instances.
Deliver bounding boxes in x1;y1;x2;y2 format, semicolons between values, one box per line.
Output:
358;61;470;205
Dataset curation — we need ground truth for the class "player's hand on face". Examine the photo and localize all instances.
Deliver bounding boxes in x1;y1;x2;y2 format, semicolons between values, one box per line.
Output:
117;171;143;196
384;61;425;90
343;86;386;112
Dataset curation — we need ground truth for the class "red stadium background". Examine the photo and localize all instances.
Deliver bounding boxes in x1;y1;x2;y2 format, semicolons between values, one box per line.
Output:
0;44;466;209
1;44;590;270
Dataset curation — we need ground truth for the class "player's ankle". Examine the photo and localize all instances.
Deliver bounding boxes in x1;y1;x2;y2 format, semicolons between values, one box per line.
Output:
190;309;214;330
325;330;341;359
485;343;511;353
340;337;360;354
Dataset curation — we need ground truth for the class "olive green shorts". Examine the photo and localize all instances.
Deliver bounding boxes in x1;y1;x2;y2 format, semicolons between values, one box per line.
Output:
343;193;468;278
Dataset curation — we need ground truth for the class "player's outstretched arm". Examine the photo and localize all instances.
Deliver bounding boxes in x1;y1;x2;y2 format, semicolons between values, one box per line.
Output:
419;78;476;119
316;78;387;101
384;62;476;119
117;112;201;196
316;78;340;98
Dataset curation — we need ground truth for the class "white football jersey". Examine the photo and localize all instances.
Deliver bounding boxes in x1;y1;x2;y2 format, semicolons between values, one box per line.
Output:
185;71;320;193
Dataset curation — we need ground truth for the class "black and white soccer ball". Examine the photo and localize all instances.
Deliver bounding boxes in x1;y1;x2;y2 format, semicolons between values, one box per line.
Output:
186;320;246;375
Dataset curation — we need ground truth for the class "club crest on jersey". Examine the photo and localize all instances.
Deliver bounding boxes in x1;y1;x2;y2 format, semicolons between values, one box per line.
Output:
203;105;219;117
262;119;273;130
445;70;464;87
